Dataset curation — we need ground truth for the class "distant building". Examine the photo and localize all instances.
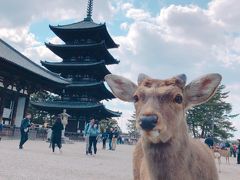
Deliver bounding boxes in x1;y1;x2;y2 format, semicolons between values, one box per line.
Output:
32;0;121;132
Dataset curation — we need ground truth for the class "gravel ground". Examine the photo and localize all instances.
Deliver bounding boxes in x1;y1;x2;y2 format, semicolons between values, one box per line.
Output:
0;140;239;180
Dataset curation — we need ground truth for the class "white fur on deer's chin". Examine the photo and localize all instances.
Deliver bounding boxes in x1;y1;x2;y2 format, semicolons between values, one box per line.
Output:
141;130;171;144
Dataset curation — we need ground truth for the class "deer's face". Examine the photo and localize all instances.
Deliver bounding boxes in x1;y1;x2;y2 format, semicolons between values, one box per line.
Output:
133;78;185;143
105;73;221;144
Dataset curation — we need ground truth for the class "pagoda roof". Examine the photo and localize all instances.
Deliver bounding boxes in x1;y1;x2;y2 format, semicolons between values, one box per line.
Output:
45;41;119;65
41;60;111;78
0;38;70;85
50;20;101;29
66;81;102;88
31;101;121;118
65;81;115;100
49;21;118;49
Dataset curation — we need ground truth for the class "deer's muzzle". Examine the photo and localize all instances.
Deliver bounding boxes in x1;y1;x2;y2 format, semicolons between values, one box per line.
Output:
139;115;158;131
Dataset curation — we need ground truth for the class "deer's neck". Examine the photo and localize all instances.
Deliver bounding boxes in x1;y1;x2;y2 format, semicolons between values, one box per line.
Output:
142;124;190;180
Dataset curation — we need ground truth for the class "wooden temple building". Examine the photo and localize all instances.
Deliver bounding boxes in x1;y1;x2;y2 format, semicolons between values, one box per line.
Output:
0;39;69;127
0;0;121;132
31;0;121;132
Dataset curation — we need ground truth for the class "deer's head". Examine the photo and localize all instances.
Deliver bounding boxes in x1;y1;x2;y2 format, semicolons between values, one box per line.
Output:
105;73;221;144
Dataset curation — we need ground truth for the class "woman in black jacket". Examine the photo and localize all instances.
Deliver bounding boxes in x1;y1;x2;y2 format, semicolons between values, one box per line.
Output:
51;116;64;153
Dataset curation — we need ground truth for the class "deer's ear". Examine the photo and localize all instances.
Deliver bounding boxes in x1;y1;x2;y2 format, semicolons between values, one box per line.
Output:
184;73;222;109
105;74;137;102
175;74;187;88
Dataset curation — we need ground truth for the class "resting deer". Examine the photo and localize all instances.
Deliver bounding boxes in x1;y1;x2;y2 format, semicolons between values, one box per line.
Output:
105;73;221;180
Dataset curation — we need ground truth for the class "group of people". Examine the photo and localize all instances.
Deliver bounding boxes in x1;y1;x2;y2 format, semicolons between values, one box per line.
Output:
84;119;120;156
204;135;240;164
101;127;119;151
19;113;64;153
18;113;121;156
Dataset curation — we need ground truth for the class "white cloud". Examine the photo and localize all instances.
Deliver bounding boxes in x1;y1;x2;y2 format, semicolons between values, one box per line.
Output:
0;0;117;28
23;45;61;64
208;0;240;31
121;2;134;11
0;26;39;50
157;5;224;45
126;8;151;21
120;22;129;31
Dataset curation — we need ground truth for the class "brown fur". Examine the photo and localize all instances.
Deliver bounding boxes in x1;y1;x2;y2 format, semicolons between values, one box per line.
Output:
212;147;222;172
133;78;218;180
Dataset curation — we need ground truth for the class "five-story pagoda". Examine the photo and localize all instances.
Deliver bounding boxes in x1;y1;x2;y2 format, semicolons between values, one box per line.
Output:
32;0;121;132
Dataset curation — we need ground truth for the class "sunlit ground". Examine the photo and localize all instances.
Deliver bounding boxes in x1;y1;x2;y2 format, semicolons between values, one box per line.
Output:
0;140;239;180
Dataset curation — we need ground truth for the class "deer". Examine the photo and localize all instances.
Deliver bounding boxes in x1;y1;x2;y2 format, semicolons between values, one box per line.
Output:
212;145;230;165
212;146;222;173
105;73;221;180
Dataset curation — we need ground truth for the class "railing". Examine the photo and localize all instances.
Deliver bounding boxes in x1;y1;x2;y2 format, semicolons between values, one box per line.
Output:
65;132;85;141
0;127;47;140
71;78;98;83
0;126;85;141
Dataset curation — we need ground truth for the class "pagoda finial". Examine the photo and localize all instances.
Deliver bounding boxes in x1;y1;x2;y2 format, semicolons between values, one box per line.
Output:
84;0;93;21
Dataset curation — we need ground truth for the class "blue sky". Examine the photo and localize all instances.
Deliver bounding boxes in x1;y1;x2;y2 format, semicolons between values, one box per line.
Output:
0;0;239;138
30;0;211;42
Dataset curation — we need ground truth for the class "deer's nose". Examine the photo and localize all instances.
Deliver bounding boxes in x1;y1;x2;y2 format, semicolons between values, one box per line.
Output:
139;115;158;131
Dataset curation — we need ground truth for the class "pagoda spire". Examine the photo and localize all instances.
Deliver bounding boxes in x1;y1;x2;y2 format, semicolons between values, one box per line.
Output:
84;0;93;21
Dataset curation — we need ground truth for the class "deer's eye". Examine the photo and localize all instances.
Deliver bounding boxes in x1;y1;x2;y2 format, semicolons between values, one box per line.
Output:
133;95;139;103
174;94;183;104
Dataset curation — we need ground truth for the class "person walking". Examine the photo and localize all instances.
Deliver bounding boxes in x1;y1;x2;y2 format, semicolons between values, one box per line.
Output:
112;128;119;151
84;119;95;155
237;139;240;164
102;129;108;149
0;121;3;141
108;128;113;150
204;135;213;148
88;123;99;155
19;113;32;149
233;143;237;158
51;116;64;153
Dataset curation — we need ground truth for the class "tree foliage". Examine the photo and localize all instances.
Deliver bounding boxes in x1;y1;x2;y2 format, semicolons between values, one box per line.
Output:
186;85;238;140
99;118;121;133
127;113;140;139
28;91;59;125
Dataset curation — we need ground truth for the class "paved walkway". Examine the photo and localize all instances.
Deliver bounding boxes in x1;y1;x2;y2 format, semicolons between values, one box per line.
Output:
0;140;239;180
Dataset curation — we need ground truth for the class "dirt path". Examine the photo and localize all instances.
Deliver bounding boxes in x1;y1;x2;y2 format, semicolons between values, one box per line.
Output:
216;156;240;180
0;140;239;180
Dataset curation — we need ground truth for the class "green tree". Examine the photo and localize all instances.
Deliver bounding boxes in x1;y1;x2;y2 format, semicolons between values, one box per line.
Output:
28;91;59;125
186;85;238;140
127;113;140;139
99;118;121;133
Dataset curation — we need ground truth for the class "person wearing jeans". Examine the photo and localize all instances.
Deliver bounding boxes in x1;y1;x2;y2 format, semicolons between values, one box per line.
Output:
108;128;113;150
112;128;119;150
88;123;99;155
19;113;32;149
84;119;95;155
102;129;108;149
